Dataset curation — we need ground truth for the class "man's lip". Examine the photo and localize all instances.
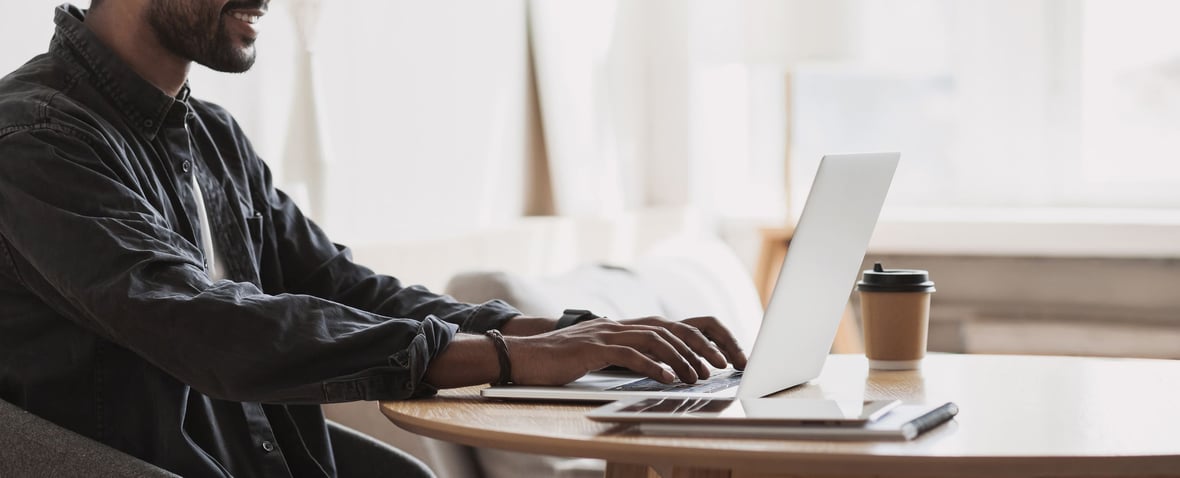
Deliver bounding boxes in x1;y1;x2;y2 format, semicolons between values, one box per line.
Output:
226;8;267;16
223;1;269;15
224;7;267;26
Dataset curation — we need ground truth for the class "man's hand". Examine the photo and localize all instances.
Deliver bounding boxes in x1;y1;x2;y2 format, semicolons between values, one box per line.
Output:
423;316;748;389
616;315;748;373
505;316;747;386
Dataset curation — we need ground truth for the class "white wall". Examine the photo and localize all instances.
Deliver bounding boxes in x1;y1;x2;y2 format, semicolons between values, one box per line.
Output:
0;2;63;72
312;0;530;244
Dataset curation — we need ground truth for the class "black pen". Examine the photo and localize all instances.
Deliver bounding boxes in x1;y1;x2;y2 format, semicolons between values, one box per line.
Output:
901;402;960;440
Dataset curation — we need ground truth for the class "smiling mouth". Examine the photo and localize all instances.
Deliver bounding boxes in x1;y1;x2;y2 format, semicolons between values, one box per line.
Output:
224;0;269;26
230;12;263;24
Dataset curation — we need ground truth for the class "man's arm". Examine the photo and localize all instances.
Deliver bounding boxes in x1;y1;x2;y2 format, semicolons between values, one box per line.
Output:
0;129;455;403
498;316;558;335
224;129;751;386
240;134;749;373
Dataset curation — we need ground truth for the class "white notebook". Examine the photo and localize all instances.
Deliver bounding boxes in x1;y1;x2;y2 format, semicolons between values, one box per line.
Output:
634;403;958;441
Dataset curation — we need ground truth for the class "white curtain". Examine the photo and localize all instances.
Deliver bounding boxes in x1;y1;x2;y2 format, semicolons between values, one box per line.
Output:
282;0;331;222
279;0;533;244
527;0;626;216
525;1;850;222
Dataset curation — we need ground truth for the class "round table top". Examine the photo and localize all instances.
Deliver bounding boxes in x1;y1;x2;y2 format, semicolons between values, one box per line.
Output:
381;354;1180;477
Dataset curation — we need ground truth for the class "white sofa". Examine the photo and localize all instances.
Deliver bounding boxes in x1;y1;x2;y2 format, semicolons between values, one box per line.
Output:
322;208;763;477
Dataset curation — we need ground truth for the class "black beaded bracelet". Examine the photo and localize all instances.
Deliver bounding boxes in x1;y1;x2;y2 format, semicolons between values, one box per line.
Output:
484;329;513;385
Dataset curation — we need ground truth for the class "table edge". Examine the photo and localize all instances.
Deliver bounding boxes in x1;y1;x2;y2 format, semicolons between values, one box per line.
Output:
379;401;1180;477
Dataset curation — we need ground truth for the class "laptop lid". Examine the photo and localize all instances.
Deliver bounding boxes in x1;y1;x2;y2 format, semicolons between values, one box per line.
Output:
480;152;898;402
736;152;899;398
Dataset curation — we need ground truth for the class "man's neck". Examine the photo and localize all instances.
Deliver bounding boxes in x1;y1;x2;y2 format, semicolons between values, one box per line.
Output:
84;5;190;97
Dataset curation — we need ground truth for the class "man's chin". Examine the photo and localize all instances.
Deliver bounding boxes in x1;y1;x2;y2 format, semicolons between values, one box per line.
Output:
199;47;256;73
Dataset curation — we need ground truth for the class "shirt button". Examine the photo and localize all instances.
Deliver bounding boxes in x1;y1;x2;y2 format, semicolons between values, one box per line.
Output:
181;160;192;173
261;441;275;453
143;119;154;128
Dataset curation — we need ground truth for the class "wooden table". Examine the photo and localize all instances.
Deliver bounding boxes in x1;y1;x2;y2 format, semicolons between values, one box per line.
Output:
381;354;1180;478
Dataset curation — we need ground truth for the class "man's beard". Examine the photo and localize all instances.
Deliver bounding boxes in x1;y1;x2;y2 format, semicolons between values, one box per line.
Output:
147;1;258;73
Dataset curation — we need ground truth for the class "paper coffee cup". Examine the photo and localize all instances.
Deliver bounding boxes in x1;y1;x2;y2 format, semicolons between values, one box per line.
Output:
857;263;935;370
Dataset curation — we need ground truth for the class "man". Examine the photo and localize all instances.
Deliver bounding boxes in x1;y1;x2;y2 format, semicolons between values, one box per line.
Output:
0;1;747;477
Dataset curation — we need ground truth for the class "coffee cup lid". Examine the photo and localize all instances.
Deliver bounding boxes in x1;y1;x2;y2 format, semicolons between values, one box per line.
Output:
857;262;935;293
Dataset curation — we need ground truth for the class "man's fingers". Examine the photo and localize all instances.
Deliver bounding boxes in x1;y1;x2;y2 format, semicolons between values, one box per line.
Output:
623;330;693;382
669;323;729;370
684;316;749;370
610;330;700;383
603;346;674;384
620;316;747;370
639;325;712;379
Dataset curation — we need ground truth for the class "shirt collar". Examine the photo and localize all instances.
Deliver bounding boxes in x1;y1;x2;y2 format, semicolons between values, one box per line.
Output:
50;4;189;139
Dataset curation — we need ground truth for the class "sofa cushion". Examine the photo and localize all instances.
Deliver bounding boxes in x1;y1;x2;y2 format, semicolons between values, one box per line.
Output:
446;236;762;343
630;236;764;348
447;265;664;320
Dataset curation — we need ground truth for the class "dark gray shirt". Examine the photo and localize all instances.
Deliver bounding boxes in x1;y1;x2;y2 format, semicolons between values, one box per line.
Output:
0;5;519;477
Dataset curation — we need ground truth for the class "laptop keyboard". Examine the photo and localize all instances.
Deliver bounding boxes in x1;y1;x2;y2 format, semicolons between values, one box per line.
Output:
607;370;743;394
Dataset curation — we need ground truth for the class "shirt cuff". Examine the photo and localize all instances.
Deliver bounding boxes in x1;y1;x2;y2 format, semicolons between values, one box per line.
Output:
321;315;458;401
451;299;521;334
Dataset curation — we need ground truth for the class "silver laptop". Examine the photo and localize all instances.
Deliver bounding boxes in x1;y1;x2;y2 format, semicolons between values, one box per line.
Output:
482;152;900;402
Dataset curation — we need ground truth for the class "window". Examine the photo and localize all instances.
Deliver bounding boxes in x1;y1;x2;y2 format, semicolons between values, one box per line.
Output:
786;0;1180;219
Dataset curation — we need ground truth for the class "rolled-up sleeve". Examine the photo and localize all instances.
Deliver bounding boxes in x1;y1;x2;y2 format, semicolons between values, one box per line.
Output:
0;128;458;403
322;315;455;401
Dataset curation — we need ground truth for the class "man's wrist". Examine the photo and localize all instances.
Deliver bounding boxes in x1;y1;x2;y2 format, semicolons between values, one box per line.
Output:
484;329;513;385
498;316;558;336
556;309;601;330
421;334;502;389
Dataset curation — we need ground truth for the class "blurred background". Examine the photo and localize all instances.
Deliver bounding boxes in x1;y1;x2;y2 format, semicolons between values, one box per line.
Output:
2;0;1177;357
4;1;1179;475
